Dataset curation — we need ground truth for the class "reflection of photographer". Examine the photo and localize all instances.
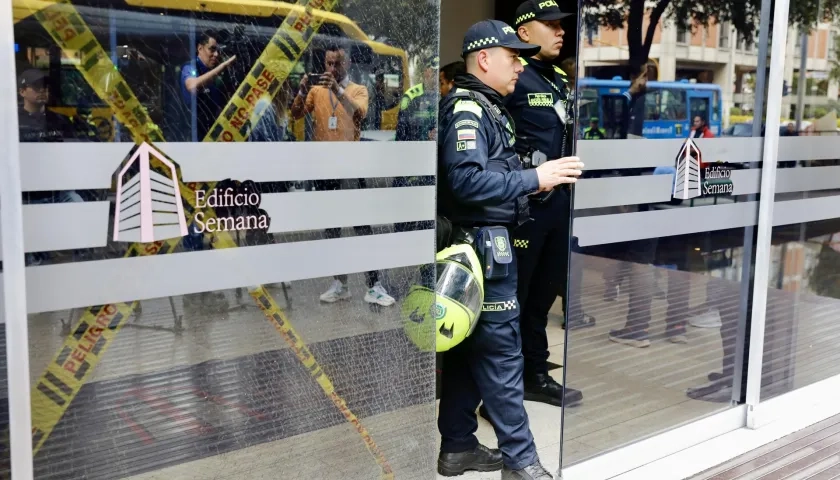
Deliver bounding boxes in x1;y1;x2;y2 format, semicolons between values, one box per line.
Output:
180;29;236;140
290;45;369;142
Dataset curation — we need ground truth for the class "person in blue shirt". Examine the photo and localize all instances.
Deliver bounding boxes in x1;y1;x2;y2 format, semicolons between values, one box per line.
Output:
180;30;237;141
179;28;236;302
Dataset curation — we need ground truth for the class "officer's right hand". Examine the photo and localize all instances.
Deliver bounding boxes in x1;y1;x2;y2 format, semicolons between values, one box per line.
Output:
535;156;584;191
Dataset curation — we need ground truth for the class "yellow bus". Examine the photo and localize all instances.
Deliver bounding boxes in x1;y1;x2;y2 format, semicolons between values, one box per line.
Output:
12;0;409;141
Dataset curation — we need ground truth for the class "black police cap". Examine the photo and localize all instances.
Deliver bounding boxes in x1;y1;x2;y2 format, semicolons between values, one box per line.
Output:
462;20;541;58
18;69;47;88
514;0;574;28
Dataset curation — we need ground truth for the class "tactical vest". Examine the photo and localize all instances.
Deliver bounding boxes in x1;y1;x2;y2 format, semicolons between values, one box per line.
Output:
440;88;531;226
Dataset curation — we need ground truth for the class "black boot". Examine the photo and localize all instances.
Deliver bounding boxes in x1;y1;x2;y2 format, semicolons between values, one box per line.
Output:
437;443;503;477
502;459;553;479
524;373;583;407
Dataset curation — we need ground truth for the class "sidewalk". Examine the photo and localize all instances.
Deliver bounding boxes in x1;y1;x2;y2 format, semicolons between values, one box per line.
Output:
690;414;840;480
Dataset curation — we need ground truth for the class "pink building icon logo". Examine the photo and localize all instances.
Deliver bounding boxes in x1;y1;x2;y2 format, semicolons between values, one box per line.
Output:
673;137;702;200
113;143;188;243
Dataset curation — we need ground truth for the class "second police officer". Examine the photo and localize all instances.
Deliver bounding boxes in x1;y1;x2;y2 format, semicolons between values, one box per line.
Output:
500;0;586;408
436;19;583;480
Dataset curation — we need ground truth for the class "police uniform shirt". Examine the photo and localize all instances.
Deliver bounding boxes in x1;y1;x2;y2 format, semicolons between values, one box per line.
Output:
503;57;573;160
438;87;540;227
395;83;437;141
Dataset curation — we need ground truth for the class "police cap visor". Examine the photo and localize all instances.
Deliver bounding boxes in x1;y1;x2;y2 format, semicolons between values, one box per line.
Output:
462;20;541;57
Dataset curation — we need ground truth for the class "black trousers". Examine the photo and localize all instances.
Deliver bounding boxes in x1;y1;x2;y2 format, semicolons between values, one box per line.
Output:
316;179;379;288
438;251;538;470
512;190;572;378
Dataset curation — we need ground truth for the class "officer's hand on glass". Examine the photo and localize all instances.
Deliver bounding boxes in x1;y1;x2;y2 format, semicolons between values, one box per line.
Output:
535;156;584;191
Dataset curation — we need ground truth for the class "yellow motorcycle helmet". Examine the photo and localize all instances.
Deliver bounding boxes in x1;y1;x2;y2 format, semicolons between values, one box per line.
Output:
402;244;484;352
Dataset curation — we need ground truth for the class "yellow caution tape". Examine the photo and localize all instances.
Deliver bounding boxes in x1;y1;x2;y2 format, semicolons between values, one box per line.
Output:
204;0;339;142
17;1;394;476
32;1;162;143
29;302;138;451
250;287;395;479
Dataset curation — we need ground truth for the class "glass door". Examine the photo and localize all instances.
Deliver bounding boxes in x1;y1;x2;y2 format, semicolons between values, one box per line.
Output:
3;0;440;477
756;0;840;406
561;1;772;468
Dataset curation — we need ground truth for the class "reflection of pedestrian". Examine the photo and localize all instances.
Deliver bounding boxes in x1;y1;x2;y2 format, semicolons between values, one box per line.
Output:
690;115;714;138
369;73;386;130
290;45;394;307
393;56;439;234
439;60;466;99
583;117;606;139
621;61;657;139
395;55;439;142
180;29;236;140
18;69;75;143
18;68;87;265
250;80;293;142
604;60;670;348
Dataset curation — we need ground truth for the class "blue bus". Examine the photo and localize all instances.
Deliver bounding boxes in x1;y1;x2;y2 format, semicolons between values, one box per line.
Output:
577;78;723;139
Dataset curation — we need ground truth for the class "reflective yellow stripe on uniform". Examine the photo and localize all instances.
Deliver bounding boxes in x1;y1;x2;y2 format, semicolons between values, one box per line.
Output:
400;83;425;110
453;99;483;117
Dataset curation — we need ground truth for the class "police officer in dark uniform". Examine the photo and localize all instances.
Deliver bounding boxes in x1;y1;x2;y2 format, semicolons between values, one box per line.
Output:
393;55;439;236
497;0;588;408
436;19;583;480
396;55;439;142
583;117;607;139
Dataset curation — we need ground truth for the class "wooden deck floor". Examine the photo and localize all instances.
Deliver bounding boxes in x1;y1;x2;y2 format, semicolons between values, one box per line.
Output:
690;415;840;480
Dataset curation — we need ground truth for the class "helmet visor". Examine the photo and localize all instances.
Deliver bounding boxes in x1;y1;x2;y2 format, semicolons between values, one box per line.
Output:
436;260;483;335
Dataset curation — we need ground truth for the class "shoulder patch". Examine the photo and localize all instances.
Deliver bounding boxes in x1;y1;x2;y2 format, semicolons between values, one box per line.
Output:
453;99;483;118
519;57;529;66
553;65;568;77
400;96;410;110
455;119;480;129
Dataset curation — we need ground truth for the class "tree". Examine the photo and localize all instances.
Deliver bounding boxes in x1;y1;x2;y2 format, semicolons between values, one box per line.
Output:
829;33;840;85
582;0;840;75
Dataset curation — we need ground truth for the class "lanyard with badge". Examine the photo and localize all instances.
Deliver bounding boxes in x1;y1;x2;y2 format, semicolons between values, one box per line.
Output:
328;89;340;130
538;71;570;125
